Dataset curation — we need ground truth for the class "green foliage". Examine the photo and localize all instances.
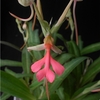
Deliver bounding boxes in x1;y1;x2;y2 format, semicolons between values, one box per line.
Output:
81;42;100;55
0;59;22;67
1;1;100;100
0;70;36;100
72;81;100;100
81;93;100;100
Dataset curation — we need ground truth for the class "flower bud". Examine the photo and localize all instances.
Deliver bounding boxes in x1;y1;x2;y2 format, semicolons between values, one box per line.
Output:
22;23;27;30
18;0;33;7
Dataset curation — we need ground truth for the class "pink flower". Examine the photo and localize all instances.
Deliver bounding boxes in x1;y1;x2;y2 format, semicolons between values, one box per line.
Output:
31;44;65;83
28;35;65;83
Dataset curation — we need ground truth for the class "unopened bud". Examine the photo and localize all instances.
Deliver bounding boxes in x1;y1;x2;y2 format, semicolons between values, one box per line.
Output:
18;0;33;7
22;23;27;30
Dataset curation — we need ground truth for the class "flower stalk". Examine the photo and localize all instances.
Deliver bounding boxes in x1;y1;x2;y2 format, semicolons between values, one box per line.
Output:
73;0;83;45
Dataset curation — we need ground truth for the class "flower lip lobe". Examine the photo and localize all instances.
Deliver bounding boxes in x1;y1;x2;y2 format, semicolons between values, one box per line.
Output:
46;70;55;83
31;57;45;72
36;68;46;82
50;57;65;75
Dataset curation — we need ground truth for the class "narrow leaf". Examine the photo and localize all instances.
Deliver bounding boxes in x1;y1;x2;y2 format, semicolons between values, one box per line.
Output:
27;22;43;60
30;80;43;90
88;57;100;70
55;53;74;64
0;70;36;100
81;42;100;55
5;68;32;79
0;41;21;51
27;22;40;46
81;62;100;85
22;47;31;74
21;47;32;84
56;87;65;100
0;93;11;100
78;36;83;50
72;81;100;100
0;59;22;67
81;93;100;100
67;41;80;57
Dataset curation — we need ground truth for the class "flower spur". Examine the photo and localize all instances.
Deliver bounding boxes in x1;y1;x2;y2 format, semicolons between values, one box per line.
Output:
27;35;65;83
9;0;34;22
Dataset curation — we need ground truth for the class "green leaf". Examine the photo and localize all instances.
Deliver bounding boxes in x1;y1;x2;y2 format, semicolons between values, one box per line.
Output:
81;42;100;55
22;47;31;74
41;93;60;100
55;53;74;64
27;22;43;60
0;59;22;67
51;23;61;34
0;93;11;100
67;41;83;81
27;22;40;46
15;73;32;78
40;20;50;36
54;33;66;43
56;87;65;100
0;70;36;100
0;41;21;51
81;61;100;85
78;36;83;50
31;30;40;45
32;51;43;61
21;47;32;84
5;67;18;76
53;33;68;49
64;93;70;100
72;81;100;100
5;68;32;79
81;93;100;100
63;73;76;96
30;80;43;91
88;57;100;70
67;41;80;57
49;57;87;93
49;94;60;100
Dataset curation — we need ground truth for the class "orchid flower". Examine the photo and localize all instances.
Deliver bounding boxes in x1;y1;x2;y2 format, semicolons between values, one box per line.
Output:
27;35;65;83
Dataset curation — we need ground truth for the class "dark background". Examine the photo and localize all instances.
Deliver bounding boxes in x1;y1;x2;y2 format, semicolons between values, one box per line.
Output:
1;0;100;59
1;0;100;99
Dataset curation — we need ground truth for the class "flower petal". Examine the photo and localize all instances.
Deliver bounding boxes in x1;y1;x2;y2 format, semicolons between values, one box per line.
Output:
27;44;45;51
46;69;55;83
36;69;46;82
51;45;62;54
31;57;45;72
50;57;65;75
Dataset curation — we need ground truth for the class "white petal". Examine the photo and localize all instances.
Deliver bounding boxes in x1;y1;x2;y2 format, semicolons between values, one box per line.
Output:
51;45;62;54
27;44;45;51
